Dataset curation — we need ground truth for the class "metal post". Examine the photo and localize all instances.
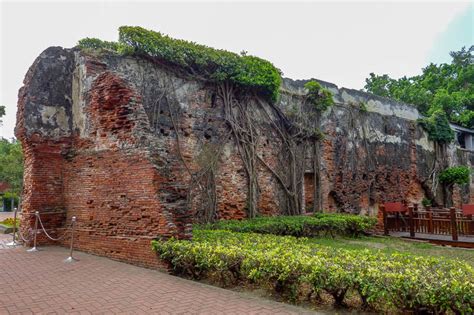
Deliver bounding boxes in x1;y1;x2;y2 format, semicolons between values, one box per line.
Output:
27;211;40;252
408;205;415;238
64;216;78;263
381;205;389;236
450;207;458;241
6;208;18;247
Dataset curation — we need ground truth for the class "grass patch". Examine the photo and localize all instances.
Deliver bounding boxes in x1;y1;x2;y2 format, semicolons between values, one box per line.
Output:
307;235;474;267
0;218;18;228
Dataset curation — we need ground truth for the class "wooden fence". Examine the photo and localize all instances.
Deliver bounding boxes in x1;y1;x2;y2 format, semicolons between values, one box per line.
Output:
382;204;474;241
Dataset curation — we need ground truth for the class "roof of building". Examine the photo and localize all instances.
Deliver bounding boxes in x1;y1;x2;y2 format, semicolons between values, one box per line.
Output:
450;123;474;134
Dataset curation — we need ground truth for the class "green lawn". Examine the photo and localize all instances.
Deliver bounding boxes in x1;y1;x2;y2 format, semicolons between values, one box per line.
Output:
0;218;18;228
308;235;474;266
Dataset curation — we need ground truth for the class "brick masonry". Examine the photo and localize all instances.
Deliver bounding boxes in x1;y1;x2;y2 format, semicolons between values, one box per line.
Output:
15;47;474;266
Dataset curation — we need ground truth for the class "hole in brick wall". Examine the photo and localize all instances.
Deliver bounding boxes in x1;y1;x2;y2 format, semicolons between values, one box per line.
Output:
204;129;212;140
211;93;217;107
328;191;342;211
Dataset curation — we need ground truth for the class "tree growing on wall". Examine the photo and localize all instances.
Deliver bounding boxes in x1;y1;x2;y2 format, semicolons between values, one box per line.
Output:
365;46;473;206
438;166;470;207
79;26;283;219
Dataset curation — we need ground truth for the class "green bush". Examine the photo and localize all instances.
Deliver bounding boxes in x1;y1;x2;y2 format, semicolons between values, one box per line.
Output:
152;230;474;313
439;166;470;185
78;26;282;102
196;213;377;238
418;110;454;144
77;38;121;52
422;197;432;207
304;80;334;111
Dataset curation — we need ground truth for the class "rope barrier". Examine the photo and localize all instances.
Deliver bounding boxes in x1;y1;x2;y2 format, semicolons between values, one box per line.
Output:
6;210;79;262
16;227;32;243
37;213;72;242
26;211;39;252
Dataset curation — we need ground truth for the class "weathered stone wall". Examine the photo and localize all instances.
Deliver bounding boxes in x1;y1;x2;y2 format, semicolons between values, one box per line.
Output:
16;47;473;266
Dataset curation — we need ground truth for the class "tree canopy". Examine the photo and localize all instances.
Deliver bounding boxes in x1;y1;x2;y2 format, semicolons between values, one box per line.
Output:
0;138;23;195
364;46;474;129
0;105;5;126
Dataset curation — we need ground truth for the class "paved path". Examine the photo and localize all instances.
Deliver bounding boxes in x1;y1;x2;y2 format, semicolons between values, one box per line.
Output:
0;211;14;221
0;245;319;314
390;231;474;248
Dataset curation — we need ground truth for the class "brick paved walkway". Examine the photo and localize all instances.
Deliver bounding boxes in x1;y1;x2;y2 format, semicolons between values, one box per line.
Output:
0;245;320;314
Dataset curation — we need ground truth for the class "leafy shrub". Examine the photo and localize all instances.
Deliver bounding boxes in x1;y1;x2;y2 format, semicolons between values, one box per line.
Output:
421;197;432;207
77;38;121;52
78;26;282;102
439;166;470;185
153;230;474;313
418;110;454;143
304;80;334;111
196;213;377;238
0;218;17;227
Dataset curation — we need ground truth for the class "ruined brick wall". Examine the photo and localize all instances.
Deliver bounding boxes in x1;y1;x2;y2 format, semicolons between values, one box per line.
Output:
16;47;473;266
281;79;473;215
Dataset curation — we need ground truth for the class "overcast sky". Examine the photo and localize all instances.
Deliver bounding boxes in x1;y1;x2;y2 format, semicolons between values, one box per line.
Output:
0;0;472;139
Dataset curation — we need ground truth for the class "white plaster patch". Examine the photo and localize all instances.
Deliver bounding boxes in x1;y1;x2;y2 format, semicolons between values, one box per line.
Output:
365;99;420;121
341;90;357;104
366;100;392;116
415;133;434;152
362;124;403;144
40;106;69;131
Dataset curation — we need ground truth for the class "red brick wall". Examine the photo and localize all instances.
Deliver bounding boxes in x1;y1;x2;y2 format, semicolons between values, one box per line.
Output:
16;49;473;268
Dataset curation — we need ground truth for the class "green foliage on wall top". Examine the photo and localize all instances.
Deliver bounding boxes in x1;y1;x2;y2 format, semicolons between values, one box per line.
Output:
304;80;334;111
438;166;470;185
418;110;454;144
77;38;122;52
78;26;282;102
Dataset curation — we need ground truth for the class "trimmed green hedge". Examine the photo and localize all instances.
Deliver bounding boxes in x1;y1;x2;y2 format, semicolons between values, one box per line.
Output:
77;26;282;102
196;213;377;237
153;230;474;313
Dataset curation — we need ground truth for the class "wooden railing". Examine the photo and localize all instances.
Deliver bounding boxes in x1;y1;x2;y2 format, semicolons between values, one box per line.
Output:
382;204;474;241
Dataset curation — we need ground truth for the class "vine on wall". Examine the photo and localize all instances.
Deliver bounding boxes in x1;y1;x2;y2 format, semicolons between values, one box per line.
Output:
78;28;337;219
